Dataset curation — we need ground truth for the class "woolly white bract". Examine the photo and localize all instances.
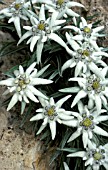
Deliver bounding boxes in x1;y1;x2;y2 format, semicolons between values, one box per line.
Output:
17;4;68;63
30;95;73;140
61;32;108;76
60;67;108;113
62;102;108;148
0;63;53;111
30;0;84;19
0;0;30;37
63;17;105;50
67;140;108;170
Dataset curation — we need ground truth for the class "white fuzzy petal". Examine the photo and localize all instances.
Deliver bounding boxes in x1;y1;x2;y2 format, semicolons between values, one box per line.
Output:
66;8;79;17
36;124;47;135
17;31;32;45
82;130;88;148
63;162;70;170
88;62;103;79
71;90;87;108
61;59;73;74
27;86;48;99
56;95;71;108
85;158;94;166
25;89;39;103
67;130;81;142
30;36;40;52
0;78;14;86
93;125;108;137
31;78;53;85
75;61;83;77
95;94;101;114
93;26;104;33
49;33;67;48
30;113;44;121
78;101;84;114
39;4;45;21
62;119;78;127
19;65;24;75
14;16;21;38
67;151;86;158
36;64;50;78
36;41;44;64
7;93;18;111
67;2;84;8
49;121;56;140
26;62;36;75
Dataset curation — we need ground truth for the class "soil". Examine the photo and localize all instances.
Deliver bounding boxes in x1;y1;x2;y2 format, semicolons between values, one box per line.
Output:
0;0;108;170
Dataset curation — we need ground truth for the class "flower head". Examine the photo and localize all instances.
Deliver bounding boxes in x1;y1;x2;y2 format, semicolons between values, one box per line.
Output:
0;0;30;37
64;17;105;50
30;95;73;140
67;140;108;170
60;67;108;113
0;63;53;111
61;32;108;76
62;102;108;148
18;4;67;63
44;0;84;19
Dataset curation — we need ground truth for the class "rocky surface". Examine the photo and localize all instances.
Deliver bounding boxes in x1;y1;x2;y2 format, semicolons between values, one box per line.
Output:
0;0;108;170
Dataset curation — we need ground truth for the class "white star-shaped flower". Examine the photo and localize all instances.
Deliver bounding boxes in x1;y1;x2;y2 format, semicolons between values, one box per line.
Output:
64;17;105;50
60;67;108;113
0;0;30;37
29;0;84;19
62;102;108;148
30;95;74;140
61;32;108;77
67;140;108;170
0;63;53;111
18;4;68;63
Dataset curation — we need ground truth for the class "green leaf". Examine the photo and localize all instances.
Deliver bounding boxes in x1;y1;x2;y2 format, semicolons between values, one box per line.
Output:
59;87;80;93
0;42;27;57
57;148;80;153
20;102;34;128
60;129;72;149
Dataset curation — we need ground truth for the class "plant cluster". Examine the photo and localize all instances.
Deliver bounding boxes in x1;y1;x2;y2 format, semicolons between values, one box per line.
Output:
0;0;108;169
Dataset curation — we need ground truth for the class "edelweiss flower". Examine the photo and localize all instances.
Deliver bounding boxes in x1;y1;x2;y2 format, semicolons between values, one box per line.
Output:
0;63;53;111
30;95;74;140
62;102;108;148
67;140;108;170
61;32;108;77
44;0;84;19
0;0;30;37
29;0;84;19
18;4;67;63
64;17;105;50
60;67;108;113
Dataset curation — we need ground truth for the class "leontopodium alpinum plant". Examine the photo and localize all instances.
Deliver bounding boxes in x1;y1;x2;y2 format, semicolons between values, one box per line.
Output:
0;0;108;169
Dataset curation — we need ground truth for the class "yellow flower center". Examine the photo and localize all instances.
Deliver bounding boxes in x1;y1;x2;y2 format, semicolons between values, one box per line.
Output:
82;118;92;127
57;0;64;5
15;3;21;10
92;81;100;90
94;152;102;160
82;50;90;57
83;27;91;33
15;76;30;92
18;79;26;87
38;23;45;30
47;108;55;116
